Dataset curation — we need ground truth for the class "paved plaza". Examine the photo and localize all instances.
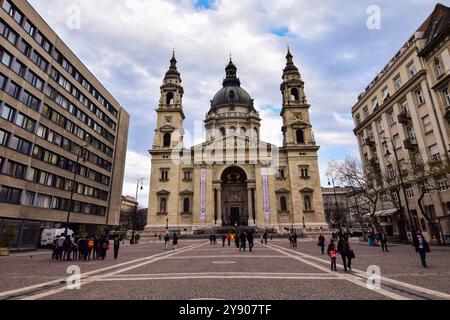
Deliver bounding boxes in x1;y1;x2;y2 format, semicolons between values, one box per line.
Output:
1;239;450;300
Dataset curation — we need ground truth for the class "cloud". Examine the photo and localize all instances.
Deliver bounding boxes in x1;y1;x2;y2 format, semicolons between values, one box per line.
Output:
121;150;151;207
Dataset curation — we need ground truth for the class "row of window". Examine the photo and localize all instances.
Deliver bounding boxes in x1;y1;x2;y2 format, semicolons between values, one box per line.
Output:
0;102;112;171
277;166;310;180
0;157;109;201
44;84;115;144
0;184;107;216
1;2;118;123
0;72;40;110
0;127;111;186
49;66;116;130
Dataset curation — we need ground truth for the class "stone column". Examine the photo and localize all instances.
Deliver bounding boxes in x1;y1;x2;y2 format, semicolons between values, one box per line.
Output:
248;188;255;226
216;188;222;226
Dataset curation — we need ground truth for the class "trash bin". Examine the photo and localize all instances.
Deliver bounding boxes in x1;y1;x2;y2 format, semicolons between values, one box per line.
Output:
368;235;375;246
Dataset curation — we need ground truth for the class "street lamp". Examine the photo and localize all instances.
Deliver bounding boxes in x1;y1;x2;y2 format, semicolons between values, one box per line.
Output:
65;142;88;235
328;175;342;231
383;136;415;240
131;177;144;244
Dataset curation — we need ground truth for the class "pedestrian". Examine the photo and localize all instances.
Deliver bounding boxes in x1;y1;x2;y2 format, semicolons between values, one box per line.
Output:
318;234;326;254
87;236;94;260
209;234;214;245
327;239;337;271
55;234;65;260
337;236;352;272
51;237;58;260
100;236;109;260
234;233;240;249
413;230;430;268
227;233;231;246
113;235;120;259
247;231;254;252
164;233;170;251
72;237;78;260
292;232;298;248
172;232;178;250
213;234;217;245
263;232;268;245
63;235;72;261
239;231;247;252
377;230;389;252
288;232;293;248
222;235;226;247
77;236;87;261
344;238;355;271
158;234;162;241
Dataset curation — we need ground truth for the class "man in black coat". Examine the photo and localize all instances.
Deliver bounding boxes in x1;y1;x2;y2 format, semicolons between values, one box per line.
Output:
377;230;389;252
247;231;254;252
413;230;430;267
337;236;350;272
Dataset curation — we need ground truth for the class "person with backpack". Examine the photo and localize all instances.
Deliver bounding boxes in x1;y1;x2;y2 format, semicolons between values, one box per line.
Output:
113;235;121;259
87;237;94;260
327;239;337;271
318;234;326;254
172;232;178;250
247;231;254;252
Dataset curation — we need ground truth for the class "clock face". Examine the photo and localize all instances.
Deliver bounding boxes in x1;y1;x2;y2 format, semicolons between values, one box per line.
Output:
294;112;303;120
224;172;243;184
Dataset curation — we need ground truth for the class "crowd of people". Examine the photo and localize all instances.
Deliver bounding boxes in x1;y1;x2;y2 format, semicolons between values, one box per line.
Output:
51;233;122;261
209;231;256;252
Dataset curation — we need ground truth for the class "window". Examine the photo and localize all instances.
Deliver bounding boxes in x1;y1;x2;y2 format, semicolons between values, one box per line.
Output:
0;129;9;146
0;49;12;67
304;196;312;212
429;144;440;162
377;119;385;133
159;198;167;213
280;196;288;212
436;176;448;192
18;39;31;56
15;113;36;132
240;127;246;136
296;129;305;144
382;141;390;155
21;191;35;206
355;113;361;126
434;58;443;78
394;75;403;90
229;127;236;135
9;136;32;155
183;198;190;213
405;185;414;198
11;59;25;76
0;185;21;204
415;88;425;105
163;133;171;147
443;89;450;106
382;87;390;101
160;169;169;181
387;110;397;125
4;80;21;98
393;134;401;149
20;91;41;111
0;73;6;89
1;104;15;121
25;70;44;91
183;170;192;181
387;164;395;179
407;62;417;78
29;50;48;71
2;160;27;179
290;88;299;101
23;19;36;37
300;166;309;179
34;194;52;209
277;168;285;180
166;92;174;105
422;115;433;134
363;106;370;118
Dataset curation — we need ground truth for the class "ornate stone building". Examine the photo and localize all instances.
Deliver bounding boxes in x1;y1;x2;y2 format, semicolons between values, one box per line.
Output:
145;50;327;234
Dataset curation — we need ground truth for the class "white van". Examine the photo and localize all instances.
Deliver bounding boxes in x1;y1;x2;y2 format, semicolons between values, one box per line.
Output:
40;228;74;247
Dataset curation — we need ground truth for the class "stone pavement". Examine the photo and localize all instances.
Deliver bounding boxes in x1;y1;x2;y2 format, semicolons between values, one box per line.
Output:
0;238;449;300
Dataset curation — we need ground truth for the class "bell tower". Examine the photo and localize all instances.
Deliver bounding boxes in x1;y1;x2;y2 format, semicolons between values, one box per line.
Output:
280;48;316;148
152;51;185;150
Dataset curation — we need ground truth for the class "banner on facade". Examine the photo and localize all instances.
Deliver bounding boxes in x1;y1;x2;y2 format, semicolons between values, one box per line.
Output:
261;167;270;221
200;168;206;221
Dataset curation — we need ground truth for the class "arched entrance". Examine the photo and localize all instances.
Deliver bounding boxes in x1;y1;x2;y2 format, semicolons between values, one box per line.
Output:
220;166;248;227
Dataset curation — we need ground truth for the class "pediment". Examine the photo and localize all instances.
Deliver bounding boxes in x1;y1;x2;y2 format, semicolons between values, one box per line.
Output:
300;187;314;193
157;190;171;196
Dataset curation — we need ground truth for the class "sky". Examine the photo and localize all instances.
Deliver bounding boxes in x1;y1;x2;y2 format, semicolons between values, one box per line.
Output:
28;0;448;206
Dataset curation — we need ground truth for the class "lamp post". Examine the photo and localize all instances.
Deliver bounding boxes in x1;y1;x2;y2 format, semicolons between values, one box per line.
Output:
65;142;88;235
131;178;144;244
328;176;342;232
383;137;414;241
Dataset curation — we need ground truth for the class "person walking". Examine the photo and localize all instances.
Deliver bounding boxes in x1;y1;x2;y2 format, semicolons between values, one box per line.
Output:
77;236;87;261
343;238;355;271
292;232;298;248
377;230;389;252
87;236;94;260
337;236;350;272
172;232;178;250
247;231;254;252
413;230;430;268
63;235;72;261
55;234;66;261
234;232;240;249
164;233;170;251
113;235;120;259
72;237;78;261
222;235;226;247
327;239;337;271
213;234;217;245
263;232;268;245
318;234;326;254
209;234;214;245
227;233;231;246
100;236;110;260
51;237;58;260
239;231;247;252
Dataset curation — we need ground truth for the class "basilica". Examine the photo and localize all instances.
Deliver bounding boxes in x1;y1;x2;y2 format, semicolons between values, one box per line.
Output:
145;50;327;234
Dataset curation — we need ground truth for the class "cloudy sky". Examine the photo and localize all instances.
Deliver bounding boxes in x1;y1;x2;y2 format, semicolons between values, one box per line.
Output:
28;0;444;206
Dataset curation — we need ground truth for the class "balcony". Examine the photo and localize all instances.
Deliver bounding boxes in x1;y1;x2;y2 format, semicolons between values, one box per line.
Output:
403;137;418;150
398;110;411;124
369;158;381;171
365;136;376;147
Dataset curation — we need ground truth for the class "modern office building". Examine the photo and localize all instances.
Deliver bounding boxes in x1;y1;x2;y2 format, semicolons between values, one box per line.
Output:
351;3;450;243
0;0;129;250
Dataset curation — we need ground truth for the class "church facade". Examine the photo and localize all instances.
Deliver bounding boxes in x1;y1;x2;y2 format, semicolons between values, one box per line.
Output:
145;50;327;234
